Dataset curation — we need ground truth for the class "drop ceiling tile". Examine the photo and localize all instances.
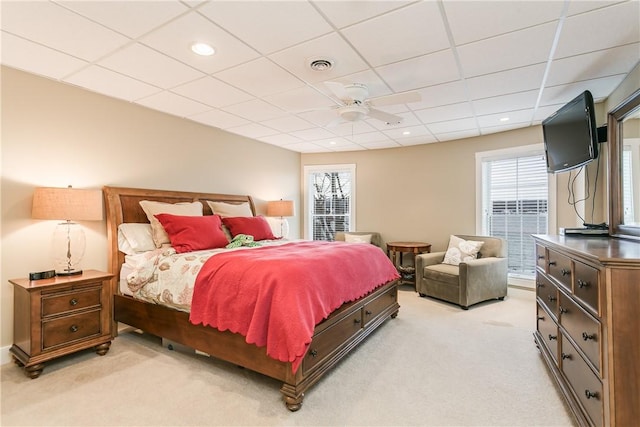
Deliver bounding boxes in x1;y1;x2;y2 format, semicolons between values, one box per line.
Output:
172;76;253;108
482;122;533;135
57;0;189;38
214;58;305;98
356;139;401;150
341;1;450;67
312;0;412;29
65;65;161;102
140;12;259;74
435;128;481;141
330;143;367;152
290;127;336;141
414;102;474;124
476;109;534;128
555;1;640;59
2;1;129;61
99;43;204;88
428;117;478;134
136;91;211;117
368;111;422;130
223;99;287;122
199;1;333;55
472;91;539;116
189;109;250;129
376;50;460;92
1;32;87;79
263;85;335;112
260;116;315;133
226;123;279;139
349;131;395;144
546;43;640;87
533;103;564;122
258;134;304;146
298;109;340;127
396;135;438;146
269;32;369;83
310;136;353;149
540;74;627;106
282;142;331;153
330;121;377;137
383;124;432;140
466;64;546;100
410;81;468;110
457;22;557;77
326;70;394;99
444;1;564;45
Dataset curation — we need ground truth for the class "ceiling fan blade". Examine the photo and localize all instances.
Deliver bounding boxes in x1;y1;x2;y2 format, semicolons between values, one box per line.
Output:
325;81;351;102
368;108;403;125
369;91;421;107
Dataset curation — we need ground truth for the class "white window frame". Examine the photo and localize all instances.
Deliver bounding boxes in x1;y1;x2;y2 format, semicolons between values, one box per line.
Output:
303;164;356;240
475;144;556;287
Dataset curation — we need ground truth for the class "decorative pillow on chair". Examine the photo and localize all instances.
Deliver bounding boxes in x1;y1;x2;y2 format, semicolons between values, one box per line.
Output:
443;235;484;266
344;233;372;244
154;213;228;253
221;216;277;241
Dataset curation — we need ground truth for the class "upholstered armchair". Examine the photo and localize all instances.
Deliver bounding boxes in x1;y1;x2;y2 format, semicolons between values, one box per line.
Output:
334;231;383;249
415;234;508;310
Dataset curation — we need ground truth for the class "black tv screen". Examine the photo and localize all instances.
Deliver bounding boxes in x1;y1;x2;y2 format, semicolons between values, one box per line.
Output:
542;90;598;173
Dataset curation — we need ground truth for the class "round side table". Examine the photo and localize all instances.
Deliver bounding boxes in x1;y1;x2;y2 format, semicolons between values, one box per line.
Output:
386;241;431;291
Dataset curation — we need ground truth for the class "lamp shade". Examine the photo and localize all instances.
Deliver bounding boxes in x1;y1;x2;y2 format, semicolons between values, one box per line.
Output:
32;187;103;221
266;200;294;217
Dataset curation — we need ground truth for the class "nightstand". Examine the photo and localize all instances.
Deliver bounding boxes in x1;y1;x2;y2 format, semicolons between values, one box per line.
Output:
9;270;113;378
387;241;431;290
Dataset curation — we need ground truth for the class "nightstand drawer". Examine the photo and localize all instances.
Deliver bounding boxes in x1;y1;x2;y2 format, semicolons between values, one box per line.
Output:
42;310;101;349
42;287;101;317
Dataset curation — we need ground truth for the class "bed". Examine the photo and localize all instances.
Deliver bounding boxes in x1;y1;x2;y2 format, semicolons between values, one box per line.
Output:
104;186;400;411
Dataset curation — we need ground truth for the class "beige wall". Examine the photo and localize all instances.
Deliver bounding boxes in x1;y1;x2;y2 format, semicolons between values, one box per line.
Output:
0;67;300;351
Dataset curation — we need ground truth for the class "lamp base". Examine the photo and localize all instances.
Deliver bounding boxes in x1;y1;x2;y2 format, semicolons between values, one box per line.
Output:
55;269;83;276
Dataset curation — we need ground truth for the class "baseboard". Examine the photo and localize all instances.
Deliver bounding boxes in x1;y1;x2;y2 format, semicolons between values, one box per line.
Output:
509;276;535;290
1;344;11;365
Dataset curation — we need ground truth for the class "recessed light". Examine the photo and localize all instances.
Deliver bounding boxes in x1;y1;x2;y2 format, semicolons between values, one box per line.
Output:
500;117;510;122
402;131;411;135
191;42;215;56
329;141;337;145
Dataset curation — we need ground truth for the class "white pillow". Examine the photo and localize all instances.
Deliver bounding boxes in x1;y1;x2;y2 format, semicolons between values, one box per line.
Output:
344;233;372;244
206;201;253;217
117;223;155;255
139;200;203;248
443;235;484;266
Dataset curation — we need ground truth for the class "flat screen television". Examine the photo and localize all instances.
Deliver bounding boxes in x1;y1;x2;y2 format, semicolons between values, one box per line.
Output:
542;90;599;173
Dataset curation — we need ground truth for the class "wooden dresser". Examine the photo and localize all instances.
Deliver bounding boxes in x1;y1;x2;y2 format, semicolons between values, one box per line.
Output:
533;235;640;427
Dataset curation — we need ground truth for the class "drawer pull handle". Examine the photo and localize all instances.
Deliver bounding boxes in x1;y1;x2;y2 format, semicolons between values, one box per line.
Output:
561;268;570;276
559;306;568;314
309;349;318;358
577;279;590;288
69;298;78;306
582;332;596;341
537;255;545;260
547;295;557;302
548;261;556;266
548;334;557;341
585;390;599;400
537;315;545;321
69;325;79;333
365;310;372;316
561;353;572;360
353;318;361;325
536;282;544;288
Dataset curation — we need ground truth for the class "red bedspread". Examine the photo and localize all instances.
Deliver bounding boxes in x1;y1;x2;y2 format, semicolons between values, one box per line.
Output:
189;241;399;373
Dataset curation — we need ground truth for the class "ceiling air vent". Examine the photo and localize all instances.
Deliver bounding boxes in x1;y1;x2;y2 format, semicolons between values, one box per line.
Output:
308;57;334;72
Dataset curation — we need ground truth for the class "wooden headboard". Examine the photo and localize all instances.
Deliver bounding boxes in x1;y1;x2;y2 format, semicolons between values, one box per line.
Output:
103;186;255;293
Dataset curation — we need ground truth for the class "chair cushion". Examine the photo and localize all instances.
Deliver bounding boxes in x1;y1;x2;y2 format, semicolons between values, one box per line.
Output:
424;263;460;286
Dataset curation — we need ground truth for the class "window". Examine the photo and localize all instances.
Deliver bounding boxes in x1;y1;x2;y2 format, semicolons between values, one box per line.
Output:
304;164;356;240
477;145;555;280
622;146;635;224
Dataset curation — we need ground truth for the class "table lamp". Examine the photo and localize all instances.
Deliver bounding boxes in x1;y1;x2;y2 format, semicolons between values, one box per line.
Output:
32;186;103;275
266;200;294;238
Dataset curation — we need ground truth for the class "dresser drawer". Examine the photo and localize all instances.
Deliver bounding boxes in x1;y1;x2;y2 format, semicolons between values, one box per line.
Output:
42;286;101;317
42;310;102;349
535;244;546;270
303;309;363;374
363;285;397;326
559;293;601;373
547;249;572;290
573;261;600;315
536;273;559;318
537;303;559;364
561;335;603;427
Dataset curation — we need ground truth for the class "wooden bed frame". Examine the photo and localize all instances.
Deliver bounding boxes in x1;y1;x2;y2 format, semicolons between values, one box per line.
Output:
103;186;400;411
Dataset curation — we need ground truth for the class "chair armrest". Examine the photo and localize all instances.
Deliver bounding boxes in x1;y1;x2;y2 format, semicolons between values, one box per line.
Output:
458;257;508;291
415;251;446;283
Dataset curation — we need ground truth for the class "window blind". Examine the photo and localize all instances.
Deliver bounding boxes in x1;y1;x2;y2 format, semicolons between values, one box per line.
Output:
622;147;634;223
307;168;354;241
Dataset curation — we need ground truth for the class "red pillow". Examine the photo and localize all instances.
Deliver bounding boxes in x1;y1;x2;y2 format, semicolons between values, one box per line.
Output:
154;214;228;253
221;216;276;241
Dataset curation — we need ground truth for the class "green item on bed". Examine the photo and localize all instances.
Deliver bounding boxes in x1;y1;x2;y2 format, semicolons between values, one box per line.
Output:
226;234;261;249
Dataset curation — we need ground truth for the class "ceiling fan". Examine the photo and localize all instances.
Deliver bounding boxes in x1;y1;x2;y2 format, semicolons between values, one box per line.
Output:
321;82;421;126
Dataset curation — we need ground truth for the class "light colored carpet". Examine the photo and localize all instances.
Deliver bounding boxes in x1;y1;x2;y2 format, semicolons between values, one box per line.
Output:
1;286;576;426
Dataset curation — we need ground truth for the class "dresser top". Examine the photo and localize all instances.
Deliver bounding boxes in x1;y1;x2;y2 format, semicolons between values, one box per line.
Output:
533;235;640;266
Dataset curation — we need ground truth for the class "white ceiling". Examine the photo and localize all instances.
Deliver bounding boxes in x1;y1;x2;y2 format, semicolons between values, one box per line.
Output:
2;1;639;153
